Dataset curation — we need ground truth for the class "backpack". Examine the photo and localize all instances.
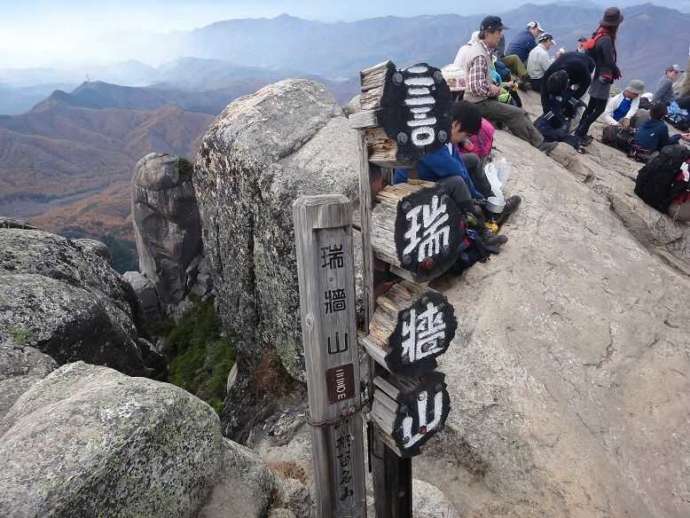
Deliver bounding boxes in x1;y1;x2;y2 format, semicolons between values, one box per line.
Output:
634;145;690;212
582;29;608;53
601;125;635;152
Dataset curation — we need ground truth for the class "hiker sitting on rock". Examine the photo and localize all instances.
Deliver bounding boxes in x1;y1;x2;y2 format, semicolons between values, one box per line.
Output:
535;70;585;152
653;64;684;106
527;33;559;93
634;145;690;221
393;101;520;242
458;16;554;153
633;102;690;156
506;21;543;66
600;80;648;128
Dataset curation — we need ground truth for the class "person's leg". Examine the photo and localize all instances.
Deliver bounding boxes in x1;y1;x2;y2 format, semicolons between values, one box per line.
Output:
437;175;474;212
462;152;493;198
575;97;608;138
530;77;542;93
502;55;528;79
478;100;544;147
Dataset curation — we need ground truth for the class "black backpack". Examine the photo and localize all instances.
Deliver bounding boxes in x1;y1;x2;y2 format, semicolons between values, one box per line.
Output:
601;125;635;152
634;145;690;212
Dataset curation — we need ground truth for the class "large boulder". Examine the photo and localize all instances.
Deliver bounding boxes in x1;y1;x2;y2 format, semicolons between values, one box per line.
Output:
427;125;690;517
132;153;205;310
0;345;57;419
194;79;359;383
0;362;222;517
0;361;309;518
0;228;158;376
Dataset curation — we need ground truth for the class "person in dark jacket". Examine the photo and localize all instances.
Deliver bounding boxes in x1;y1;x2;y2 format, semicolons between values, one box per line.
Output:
505;21;543;63
574;7;624;146
535;70;585;151
634;102;690;153
540;52;595;114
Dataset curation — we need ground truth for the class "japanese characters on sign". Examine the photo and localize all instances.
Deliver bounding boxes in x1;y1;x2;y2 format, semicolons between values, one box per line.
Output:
393;374;451;456
393;184;462;279
387;289;457;376
379;62;452;161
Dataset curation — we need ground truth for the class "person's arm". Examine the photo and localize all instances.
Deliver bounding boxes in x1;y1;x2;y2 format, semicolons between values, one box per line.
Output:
653;79;671;103
597;36;618;82
625;98;640;123
420;147;464;178
572;63;592;99
602;96;620;125
467;55;495;98
659;125;682;148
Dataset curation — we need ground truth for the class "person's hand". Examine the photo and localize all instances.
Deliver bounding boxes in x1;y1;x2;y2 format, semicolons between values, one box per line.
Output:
621;118;631;129
681;132;690;141
488;84;501;97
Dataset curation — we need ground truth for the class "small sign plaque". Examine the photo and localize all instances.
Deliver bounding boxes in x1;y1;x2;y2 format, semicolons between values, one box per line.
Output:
326;363;356;404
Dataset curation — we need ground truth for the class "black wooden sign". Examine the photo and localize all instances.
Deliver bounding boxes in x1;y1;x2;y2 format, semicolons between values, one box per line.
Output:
393;184;463;281
386;290;457;376
379;63;452;162
392;373;450;457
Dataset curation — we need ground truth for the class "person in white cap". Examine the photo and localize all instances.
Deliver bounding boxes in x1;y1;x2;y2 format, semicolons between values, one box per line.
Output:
527;33;559;92
506;21;544;64
653;64;684;105
601;79;647;128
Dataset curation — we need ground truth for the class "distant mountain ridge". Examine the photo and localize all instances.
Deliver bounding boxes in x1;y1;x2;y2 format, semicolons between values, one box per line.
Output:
170;3;689;86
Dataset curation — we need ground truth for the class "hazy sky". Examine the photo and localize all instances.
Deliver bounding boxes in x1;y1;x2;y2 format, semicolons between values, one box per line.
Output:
1;0;573;68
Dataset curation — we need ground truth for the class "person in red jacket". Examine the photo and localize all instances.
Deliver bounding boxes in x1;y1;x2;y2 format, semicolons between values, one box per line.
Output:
574;7;624;146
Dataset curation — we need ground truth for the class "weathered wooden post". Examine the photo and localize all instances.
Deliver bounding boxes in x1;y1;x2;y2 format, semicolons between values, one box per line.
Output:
293;194;367;518
352;61;458;518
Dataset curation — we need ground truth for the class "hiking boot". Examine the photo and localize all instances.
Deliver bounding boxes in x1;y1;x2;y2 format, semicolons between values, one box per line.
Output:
496;195;522;226
538;141;558;155
580;134;594;147
483;233;508;247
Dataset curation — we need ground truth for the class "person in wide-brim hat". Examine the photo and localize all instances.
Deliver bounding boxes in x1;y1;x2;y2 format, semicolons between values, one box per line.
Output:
600;6;624;27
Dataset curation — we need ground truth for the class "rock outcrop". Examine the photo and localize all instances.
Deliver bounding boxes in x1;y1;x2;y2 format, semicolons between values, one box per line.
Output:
423;118;690;517
0;227;160;376
194;79;359;384
131;153;210;316
0;345;57;419
0;361;310;518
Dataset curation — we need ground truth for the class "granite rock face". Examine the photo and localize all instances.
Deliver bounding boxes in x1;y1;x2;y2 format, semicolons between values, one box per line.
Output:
194;79;359;382
427;116;690;517
0;361;310;517
132;153;206;311
0;345;57;419
0;362;222;518
0;228;158;376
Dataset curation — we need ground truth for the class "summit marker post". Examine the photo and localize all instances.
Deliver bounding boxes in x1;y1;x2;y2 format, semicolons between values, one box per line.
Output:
352;60;458;518
294;194;367;518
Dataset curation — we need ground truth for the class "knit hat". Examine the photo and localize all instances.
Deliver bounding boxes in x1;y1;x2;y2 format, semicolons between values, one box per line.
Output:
600;7;624;27
625;79;645;95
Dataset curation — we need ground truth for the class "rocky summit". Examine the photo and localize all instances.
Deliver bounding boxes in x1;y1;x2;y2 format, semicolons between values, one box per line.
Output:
1;76;689;518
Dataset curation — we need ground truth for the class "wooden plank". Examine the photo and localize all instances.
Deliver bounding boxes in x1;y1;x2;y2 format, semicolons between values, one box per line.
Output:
349;110;379;130
293;194;367;518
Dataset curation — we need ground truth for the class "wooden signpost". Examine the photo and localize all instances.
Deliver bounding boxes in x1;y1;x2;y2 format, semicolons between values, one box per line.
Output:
294;195;367;518
353;61;459;518
294;60;460;518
